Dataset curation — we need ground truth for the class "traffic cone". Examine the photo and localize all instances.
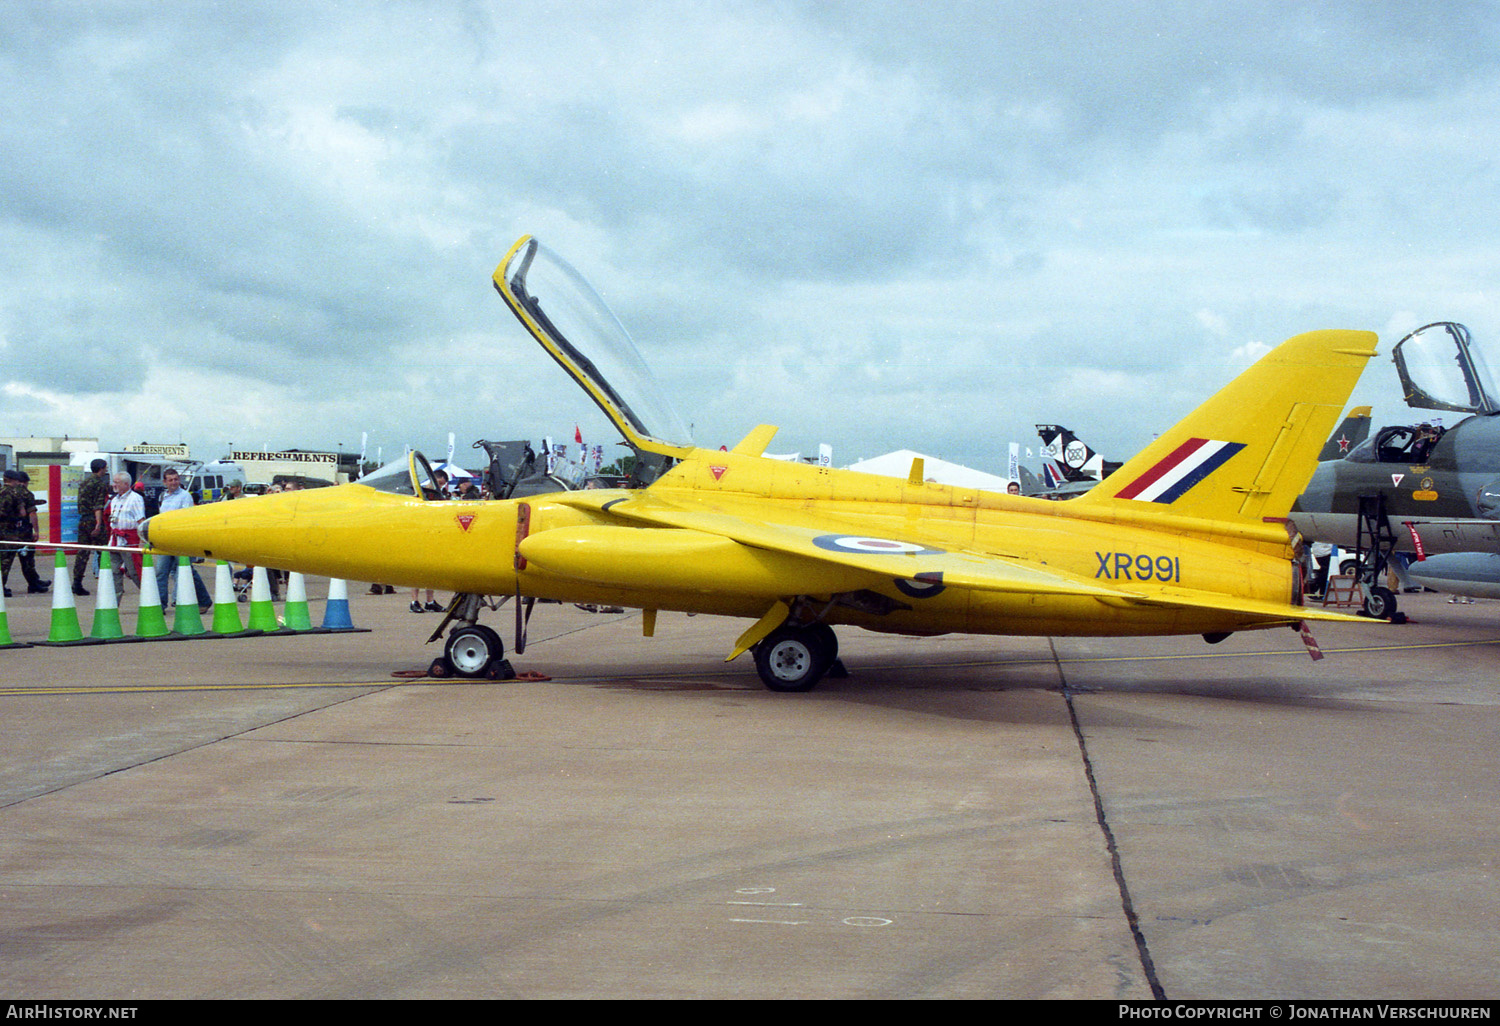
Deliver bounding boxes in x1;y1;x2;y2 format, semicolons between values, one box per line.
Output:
282;571;314;632
318;577;365;632
135;552;171;639
245;566;284;633
209;561;258;636
0;575;29;649
171;561;207;637
40;549;89;645
89;552;126;640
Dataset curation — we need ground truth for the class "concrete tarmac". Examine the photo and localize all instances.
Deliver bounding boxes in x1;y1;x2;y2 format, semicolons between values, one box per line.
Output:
0;580;1495;999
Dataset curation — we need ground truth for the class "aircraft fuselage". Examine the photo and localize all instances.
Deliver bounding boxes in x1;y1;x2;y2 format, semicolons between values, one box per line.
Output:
146;447;1302;640
1290;413;1500;553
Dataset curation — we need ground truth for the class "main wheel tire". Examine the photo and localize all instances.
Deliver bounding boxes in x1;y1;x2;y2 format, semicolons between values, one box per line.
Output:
1363;586;1398;620
445;624;504;678
805;622;838;663
753;626;833;692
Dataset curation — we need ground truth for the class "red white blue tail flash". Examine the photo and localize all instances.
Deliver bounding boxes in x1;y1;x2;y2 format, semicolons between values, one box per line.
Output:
1114;438;1246;504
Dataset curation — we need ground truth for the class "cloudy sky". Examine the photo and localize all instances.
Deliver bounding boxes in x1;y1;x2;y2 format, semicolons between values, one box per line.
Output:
3;1;1498;476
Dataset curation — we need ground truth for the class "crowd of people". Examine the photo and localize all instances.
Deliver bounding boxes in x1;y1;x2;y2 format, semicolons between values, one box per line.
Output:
1;468;49;598
5;460;490;610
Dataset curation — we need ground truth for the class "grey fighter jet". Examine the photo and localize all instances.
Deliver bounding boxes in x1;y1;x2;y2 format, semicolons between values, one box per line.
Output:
1292;322;1500;558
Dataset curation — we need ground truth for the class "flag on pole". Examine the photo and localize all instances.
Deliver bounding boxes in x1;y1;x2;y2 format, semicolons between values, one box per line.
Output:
574;425;583;444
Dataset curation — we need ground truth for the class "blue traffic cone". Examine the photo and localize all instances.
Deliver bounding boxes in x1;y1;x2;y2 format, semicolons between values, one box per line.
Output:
318;577;366;632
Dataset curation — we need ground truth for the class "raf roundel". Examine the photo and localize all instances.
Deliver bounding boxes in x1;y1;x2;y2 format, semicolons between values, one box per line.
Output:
812;534;944;556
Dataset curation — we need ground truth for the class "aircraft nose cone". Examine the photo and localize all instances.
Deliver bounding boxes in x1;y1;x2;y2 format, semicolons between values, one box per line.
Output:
138;516;152;547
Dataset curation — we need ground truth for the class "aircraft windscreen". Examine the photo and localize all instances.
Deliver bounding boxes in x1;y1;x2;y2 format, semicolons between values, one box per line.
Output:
501;239;693;450
358;454;421;496
1393;322;1500;414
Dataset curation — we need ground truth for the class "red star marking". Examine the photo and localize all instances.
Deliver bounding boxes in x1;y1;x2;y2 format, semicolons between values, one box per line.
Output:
1337;434;1351;452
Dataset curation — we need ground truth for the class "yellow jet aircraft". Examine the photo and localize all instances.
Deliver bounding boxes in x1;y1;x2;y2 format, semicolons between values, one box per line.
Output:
142;236;1378;690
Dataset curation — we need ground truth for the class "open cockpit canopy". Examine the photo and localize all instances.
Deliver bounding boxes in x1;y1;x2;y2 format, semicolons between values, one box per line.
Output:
494;236;693;459
1393;322;1500;415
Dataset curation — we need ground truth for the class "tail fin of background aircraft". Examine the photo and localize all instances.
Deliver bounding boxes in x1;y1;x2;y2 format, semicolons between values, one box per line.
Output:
1317;405;1372;461
1035;424;1121;483
1074;330;1377;523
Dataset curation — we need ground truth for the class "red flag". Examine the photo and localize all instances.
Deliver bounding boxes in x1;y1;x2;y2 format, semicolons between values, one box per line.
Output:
574;425;583;444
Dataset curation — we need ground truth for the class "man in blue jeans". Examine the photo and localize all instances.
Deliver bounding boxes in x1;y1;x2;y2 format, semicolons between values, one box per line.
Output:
155;468;211;612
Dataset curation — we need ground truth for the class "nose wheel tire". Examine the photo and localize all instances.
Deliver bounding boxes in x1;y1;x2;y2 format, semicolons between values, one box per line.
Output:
1362;586;1398;621
445;624;505;678
753;625;836;692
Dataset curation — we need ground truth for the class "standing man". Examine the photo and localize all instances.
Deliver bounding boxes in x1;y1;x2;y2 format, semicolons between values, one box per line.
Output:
108;472;145;596
0;469;49;597
73;458;111;596
154;468;210;611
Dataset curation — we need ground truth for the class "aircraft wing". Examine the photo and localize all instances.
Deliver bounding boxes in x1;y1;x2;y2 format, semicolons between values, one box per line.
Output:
589;493;1124;598
582;493;1358;623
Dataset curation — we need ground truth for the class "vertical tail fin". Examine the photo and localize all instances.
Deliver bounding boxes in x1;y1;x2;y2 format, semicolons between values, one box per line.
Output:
1035;424;1121;482
1317;405;1372;461
1074;330;1377;523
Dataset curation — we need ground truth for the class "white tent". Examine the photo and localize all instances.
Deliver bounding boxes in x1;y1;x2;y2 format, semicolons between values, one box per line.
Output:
433;461;475;481
845;449;1013;492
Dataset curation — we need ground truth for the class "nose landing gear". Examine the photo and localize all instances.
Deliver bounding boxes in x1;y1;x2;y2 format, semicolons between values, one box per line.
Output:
425;594;515;680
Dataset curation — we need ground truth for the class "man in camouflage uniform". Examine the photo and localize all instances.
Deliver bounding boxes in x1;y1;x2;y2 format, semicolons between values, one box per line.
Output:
1;469;49;598
72;458;111;596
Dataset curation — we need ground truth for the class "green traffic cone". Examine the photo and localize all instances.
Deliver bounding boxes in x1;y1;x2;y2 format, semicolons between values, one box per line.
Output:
171;560;207;637
209;561;258;636
282;572;313;632
89;551;125;640
0;572;29;648
245;566;283;632
46;549;85;643
135;552;171;638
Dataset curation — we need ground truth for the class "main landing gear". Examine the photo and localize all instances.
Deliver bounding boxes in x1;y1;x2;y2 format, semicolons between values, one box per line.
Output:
751;622;844;692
